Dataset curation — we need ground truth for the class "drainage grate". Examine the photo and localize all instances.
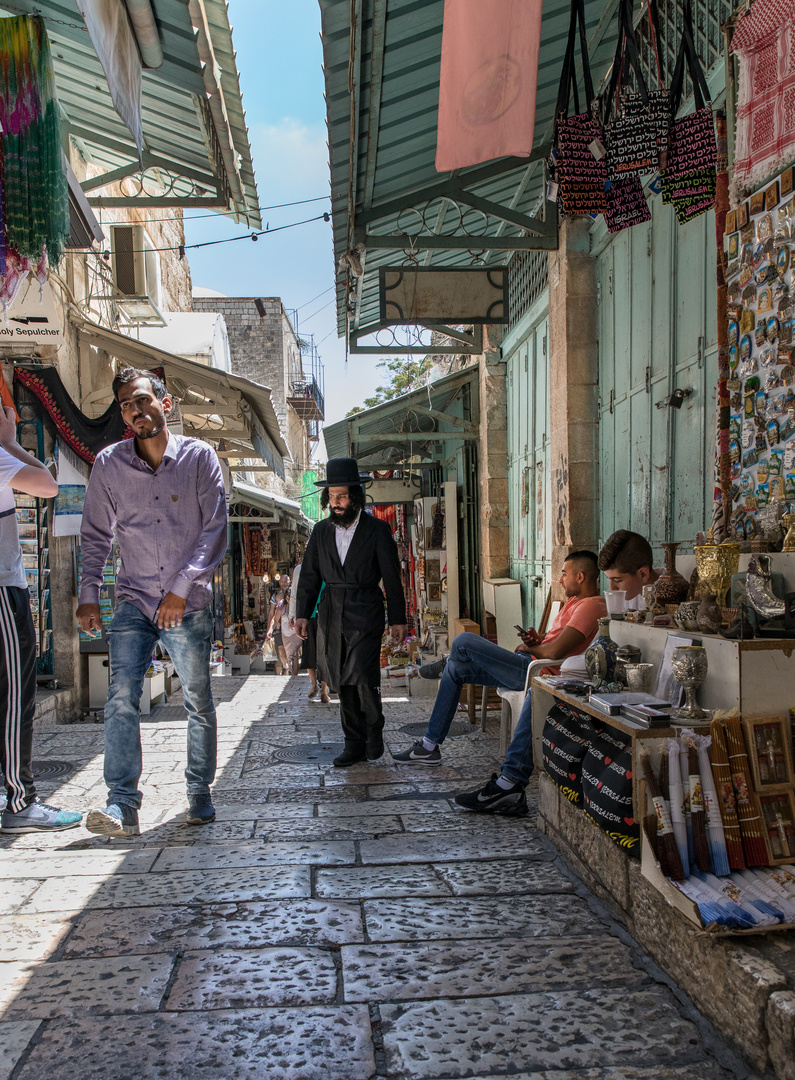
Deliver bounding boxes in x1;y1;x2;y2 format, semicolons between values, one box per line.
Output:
272;743;345;765
400;722;472;738
31;760;74;779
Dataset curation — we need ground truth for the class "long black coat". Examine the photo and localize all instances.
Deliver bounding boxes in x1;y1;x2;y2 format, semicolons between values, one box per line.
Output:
295;512;406;690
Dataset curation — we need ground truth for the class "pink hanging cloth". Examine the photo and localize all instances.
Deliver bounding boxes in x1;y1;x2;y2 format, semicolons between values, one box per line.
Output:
435;0;544;172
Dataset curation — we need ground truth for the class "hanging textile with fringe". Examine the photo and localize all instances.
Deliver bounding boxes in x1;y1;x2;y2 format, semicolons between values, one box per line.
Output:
0;16;70;269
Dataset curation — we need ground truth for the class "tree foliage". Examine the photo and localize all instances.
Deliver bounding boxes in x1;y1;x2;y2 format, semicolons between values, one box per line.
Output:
346;356;432;416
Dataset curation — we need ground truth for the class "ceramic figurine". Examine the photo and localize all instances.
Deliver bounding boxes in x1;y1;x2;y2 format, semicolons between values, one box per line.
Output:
585;618;618;688
653;542;690;606
697;591;722;634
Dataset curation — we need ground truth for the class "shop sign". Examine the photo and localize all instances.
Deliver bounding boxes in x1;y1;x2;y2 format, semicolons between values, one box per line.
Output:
3;276;64;346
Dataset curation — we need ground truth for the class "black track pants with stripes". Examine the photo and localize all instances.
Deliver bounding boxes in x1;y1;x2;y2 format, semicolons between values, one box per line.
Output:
0;586;37;812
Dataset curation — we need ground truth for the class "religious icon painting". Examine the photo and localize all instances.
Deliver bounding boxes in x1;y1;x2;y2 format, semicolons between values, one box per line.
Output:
765;182;780;211
782;167;795;199
777;246;790;276
758;288;774;312
727;233;740;260
750;190;767;216
726;209;738;234
728;319;739;345
737;202;749;229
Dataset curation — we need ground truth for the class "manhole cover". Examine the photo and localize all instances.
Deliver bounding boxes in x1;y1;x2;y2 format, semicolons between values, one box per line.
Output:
400;722;471;738
272;743;345;764
31;760;73;779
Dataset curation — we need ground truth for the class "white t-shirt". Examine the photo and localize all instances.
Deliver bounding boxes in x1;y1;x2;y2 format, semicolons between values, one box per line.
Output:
0;447;26;589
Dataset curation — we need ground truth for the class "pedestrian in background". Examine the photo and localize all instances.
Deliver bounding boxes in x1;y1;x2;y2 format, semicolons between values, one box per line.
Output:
295;457;406;766
77;368;227;837
290;561;329;701
0;405;82;834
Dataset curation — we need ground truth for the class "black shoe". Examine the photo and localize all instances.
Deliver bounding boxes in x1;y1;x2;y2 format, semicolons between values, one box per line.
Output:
391;740;442;765
455;774;529;816
418;657;447;680
187;793;216;825
366;733;385;761
333;747;367;767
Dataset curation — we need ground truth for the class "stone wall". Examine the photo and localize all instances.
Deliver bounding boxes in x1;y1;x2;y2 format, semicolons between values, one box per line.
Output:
478;327;510;579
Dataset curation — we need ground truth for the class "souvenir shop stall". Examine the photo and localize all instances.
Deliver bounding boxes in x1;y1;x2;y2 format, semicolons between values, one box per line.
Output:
225;482;311;673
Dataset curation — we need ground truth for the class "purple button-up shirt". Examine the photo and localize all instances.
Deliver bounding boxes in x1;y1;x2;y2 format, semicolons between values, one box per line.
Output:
79;433;227;621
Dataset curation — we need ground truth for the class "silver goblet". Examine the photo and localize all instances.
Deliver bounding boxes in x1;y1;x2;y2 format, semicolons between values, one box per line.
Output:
670;646;709;720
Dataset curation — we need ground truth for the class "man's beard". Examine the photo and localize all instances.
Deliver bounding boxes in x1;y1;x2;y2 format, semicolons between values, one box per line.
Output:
134;420;166;440
329;503;358;526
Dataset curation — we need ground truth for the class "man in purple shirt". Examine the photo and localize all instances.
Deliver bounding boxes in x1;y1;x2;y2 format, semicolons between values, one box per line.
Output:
77;368;227;836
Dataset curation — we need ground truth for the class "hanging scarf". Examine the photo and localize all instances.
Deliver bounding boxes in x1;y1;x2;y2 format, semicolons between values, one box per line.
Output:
0;16;69;265
14;366;132;464
730;0;795;197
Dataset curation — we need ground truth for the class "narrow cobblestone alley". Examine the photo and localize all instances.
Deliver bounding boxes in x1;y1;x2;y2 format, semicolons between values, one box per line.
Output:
1;675;756;1080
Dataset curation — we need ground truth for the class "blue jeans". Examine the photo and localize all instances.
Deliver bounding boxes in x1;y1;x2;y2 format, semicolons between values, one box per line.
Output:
104;601;217;809
500;690;535;788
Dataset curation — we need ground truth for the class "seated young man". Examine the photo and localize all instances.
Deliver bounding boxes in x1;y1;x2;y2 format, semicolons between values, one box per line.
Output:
597;529;660;608
393;551;606;815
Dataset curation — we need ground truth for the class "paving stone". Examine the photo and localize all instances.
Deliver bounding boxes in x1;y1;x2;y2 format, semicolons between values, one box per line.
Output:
166;946;337;1009
0;880;45;915
268;786;368;803
0;955;173;1018
253;816;403;841
379;988;704;1078
324;765;466;786
15;1002;373;1080
398;811;538;834
342;936;646;1002
0;849;159;878
316;799;452;817
25;865;311;912
0;910;81;961
153;839;355;871
432;856;570;896
154;803;314;822
438;1070;736;1080
64;899;364;957
0;1020;40;1080
359;831;547;864
316;864;451;899
363;892;593;942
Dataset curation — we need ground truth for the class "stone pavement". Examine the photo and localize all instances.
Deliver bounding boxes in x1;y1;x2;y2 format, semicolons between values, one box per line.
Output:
0;674;760;1080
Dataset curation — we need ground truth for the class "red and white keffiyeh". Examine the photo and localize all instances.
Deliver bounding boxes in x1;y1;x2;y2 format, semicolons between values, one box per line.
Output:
731;0;795;197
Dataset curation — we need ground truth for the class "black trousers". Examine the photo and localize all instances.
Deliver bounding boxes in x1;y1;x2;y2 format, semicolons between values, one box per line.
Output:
0;586;37;812
338;684;384;751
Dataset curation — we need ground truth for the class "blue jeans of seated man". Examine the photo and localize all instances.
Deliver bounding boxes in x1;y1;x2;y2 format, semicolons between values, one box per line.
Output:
104;600;217;809
424;633;532;746
500;688;535;788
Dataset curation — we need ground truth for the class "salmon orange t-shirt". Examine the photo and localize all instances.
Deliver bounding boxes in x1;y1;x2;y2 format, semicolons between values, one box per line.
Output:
534;594;608;675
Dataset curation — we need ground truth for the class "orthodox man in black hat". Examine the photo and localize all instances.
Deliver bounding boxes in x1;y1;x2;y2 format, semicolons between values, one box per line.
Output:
295;457;407;766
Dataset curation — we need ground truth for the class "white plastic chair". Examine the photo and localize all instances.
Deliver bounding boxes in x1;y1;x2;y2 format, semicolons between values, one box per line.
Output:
495;658;549;757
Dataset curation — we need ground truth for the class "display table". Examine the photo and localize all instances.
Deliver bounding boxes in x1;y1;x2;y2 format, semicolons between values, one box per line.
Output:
529;622;795;1076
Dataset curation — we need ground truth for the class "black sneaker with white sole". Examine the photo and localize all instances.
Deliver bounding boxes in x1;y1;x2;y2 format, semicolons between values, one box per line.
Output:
454;774;528;816
391;740;442;765
418;657;447;680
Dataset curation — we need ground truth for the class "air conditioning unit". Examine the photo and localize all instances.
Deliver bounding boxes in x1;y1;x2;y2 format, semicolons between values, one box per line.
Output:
110;224;166;326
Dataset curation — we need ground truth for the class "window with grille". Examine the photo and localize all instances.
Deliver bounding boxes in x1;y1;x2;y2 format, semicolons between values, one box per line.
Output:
508;251;550;330
629;0;730;93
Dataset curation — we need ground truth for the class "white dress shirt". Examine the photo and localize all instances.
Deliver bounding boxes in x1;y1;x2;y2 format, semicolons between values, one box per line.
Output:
335;512;361;565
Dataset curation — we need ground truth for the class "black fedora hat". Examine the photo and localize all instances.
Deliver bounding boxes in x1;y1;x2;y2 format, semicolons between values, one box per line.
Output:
314;457;373;488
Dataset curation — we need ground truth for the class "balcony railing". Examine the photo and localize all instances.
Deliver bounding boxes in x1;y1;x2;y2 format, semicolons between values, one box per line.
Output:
287;376;325;422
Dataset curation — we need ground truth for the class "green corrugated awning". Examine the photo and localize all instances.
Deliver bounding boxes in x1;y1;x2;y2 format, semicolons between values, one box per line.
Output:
320;0;621;346
1;0;260;224
323;364;479;467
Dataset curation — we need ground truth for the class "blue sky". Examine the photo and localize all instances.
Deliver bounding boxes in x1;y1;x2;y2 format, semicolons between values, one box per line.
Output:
183;0;386;441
